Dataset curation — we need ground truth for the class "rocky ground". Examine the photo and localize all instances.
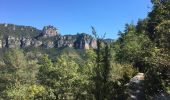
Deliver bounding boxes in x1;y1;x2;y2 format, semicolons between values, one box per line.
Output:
127;73;170;100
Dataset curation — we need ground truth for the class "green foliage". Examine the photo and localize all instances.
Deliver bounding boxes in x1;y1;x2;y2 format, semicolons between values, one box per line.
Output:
38;53;95;99
148;0;170;49
0;23;41;38
93;40;110;100
143;48;170;98
0;0;170;99
113;0;170;98
91;26;137;99
0;48;40;99
3;84;46;100
114;23;152;71
145;0;170;97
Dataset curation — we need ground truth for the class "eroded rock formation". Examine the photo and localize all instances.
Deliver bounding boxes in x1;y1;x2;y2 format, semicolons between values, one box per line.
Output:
0;24;113;49
42;25;58;37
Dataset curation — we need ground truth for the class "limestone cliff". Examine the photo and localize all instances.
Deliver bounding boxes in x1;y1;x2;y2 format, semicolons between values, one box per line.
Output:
0;24;99;49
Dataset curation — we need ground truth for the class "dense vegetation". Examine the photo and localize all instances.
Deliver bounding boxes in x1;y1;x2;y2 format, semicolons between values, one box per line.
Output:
0;23;41;38
0;0;170;99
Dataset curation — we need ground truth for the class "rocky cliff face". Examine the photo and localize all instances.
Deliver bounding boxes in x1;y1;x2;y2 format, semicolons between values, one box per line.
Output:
0;34;97;49
42;25;58;37
0;24;98;49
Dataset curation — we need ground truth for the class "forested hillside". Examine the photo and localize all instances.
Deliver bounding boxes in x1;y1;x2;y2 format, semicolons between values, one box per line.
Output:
0;0;169;100
0;23;41;37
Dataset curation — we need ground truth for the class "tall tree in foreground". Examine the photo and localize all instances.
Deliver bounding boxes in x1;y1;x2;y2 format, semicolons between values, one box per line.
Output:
148;0;170;49
91;27;112;100
144;0;170;98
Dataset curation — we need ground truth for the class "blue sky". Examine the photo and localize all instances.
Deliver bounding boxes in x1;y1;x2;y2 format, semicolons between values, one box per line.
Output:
0;0;152;39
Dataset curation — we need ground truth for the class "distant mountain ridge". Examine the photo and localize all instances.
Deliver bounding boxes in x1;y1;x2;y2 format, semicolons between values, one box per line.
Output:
0;23;100;49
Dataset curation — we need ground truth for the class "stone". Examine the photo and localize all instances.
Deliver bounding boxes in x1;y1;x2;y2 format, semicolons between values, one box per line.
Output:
2;40;6;48
0;40;2;48
33;40;42;47
0;24;112;49
127;73;145;100
4;23;8;27
43;41;54;49
130;73;144;84
42;25;58;37
90;39;97;49
74;33;92;49
7;36;21;48
21;37;32;47
84;42;90;49
56;35;76;48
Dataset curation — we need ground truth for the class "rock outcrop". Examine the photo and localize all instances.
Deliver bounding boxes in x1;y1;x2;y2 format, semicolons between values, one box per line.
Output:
21;37;32;47
0;34;97;49
56;35;77;48
7;36;21;48
126;73;145;100
126;73;170;100
0;24;113;49
0;40;2;48
42;25;58;37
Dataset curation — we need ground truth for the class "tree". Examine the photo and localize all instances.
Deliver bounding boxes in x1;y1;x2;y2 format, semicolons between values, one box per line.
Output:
144;0;170;97
38;53;93;99
91;27;112;100
114;23;151;71
148;0;170;49
0;48;40;99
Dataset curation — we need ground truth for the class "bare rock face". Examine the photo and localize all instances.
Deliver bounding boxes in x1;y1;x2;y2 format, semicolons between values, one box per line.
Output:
56;35;77;48
33;40;43;47
42;25;58;37
54;33;97;49
43;41;54;49
0;24;113;50
0;40;2;48
74;33;93;49
7;36;21;48
2;40;6;48
21;37;32;47
0;33;98;50
90;39;97;49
